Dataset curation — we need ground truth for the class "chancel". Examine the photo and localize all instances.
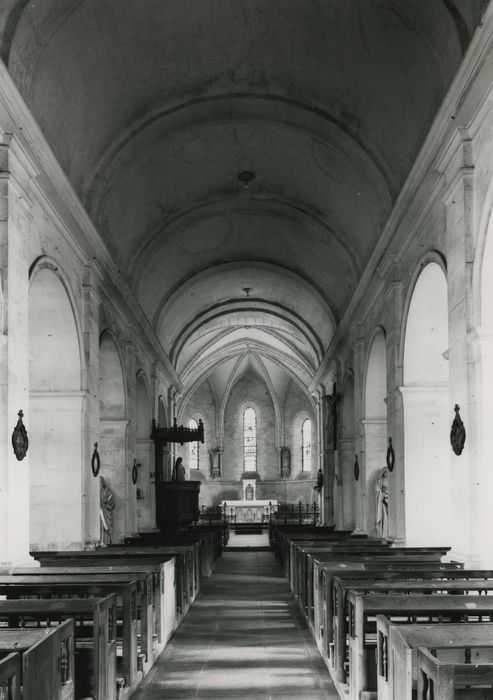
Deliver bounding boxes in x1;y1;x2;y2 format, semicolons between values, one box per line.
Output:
2;2;493;698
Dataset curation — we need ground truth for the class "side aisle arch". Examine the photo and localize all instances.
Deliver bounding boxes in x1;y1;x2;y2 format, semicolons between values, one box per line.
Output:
98;330;128;543
29;260;85;550
400;259;452;547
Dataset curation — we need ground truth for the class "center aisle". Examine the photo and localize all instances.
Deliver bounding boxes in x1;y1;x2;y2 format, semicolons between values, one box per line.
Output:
134;550;338;699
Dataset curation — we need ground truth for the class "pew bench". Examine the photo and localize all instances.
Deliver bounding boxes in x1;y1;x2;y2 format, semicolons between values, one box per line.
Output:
347;594;493;700
377;619;493;700
334;575;493;687
0;652;20;700
15;560;175;652
11;567;155;668
291;543;451;610
30;556;177;645
0;596;116;700
313;562;465;659
0;619;74;700
0;575;139;693
417;646;493;700
35;546;194;618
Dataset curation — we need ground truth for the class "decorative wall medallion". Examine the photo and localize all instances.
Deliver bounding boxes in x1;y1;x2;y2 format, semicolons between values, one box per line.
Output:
11;410;28;461
450;404;466;456
91;442;101;477
386;437;395;472
354;455;359;481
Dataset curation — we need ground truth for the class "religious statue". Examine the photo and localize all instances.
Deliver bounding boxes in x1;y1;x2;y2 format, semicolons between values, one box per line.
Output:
172;456;186;482
100;476;115;545
209;446;220;478
280;446;291;478
245;483;254;501
375;467;389;539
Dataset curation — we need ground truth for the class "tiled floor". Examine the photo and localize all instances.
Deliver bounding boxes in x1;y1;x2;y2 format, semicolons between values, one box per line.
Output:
133;550;338;699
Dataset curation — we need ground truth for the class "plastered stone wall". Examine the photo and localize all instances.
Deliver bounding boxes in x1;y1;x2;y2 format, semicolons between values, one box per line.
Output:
180;371;317;507
179;380;217;480
222;371;278;481
283;379;317;477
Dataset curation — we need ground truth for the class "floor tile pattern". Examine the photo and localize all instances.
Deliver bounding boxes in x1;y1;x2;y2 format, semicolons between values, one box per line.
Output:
133;550;338;699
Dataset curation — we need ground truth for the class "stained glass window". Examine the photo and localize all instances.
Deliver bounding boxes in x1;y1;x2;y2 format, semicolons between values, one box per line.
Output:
243;407;257;471
302;419;312;471
189;418;199;469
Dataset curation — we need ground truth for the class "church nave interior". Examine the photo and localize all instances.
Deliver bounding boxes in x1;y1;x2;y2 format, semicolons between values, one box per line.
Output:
2;1;493;698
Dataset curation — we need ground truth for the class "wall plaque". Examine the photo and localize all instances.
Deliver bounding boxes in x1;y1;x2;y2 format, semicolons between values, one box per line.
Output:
11;410;28;461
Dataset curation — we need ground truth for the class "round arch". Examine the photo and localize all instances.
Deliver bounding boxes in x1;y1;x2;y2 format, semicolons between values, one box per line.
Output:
401;261;451;547
362;327;388;535
98;330;128;543
28;263;84;550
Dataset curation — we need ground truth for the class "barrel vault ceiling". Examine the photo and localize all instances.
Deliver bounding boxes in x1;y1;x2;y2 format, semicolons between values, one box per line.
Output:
0;0;487;409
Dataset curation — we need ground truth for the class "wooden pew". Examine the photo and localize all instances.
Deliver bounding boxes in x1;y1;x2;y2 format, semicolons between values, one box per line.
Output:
292;543;451;608
347;593;493;700
0;596;116;700
14;561;174;652
0;575;139;691
0;619;74;700
29;556;177;646
35;545;195;617
11;567;155;666
313;562;464;658
295;546;453;622
417;646;493;700
334;573;493;686
0;653;20;700
377;619;493;700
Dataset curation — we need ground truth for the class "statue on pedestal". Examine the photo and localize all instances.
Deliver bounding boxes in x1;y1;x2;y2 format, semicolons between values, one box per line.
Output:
100;477;115;545
375;467;389;539
209;447;220;478
280;446;290;478
245;483;254;501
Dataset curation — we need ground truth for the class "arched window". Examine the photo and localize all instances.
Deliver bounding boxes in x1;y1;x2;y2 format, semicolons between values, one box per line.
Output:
243;407;257;471
302;419;312;471
189;418;199;470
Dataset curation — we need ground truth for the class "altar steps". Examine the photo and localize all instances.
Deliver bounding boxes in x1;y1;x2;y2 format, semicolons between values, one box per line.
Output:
234;523;265;535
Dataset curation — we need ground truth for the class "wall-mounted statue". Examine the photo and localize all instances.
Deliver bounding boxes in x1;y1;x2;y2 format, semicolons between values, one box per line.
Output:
209;447;220;478
375;467;389;539
280;446;291;478
100;476;115;545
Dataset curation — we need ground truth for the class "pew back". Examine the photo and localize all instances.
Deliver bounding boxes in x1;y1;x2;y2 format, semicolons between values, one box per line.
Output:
0;653;20;700
0;620;75;700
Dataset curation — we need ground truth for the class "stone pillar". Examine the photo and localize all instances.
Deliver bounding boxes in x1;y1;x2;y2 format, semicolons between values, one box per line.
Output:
353;333;366;534
99;419;130;544
30;392;86;550
338;437;355;530
124;339;137;537
400;385;452;546
467;328;493;565
0;136;34;565
136;438;154;530
442;147;474;561
82;263;101;548
361;419;387;536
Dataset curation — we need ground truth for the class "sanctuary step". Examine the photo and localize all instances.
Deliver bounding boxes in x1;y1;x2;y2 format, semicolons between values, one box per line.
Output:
234;522;264;534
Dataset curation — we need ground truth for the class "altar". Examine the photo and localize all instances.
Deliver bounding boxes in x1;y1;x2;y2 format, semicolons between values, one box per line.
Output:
222;499;278;523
